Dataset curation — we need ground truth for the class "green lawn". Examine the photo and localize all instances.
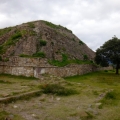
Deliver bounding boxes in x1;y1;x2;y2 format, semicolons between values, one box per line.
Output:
65;70;120;120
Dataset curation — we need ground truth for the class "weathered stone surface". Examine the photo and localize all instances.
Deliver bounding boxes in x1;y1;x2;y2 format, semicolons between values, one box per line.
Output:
0;20;95;60
0;59;112;78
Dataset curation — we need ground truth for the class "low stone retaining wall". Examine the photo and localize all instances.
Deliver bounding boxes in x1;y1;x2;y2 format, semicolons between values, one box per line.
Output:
0;64;113;78
0;56;113;78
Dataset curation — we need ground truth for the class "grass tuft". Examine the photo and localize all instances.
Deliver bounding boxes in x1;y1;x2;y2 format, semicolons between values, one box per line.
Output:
40;84;78;96
0;73;38;80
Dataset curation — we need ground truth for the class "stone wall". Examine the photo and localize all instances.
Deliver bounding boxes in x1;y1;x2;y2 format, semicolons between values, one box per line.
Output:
0;66;34;77
0;57;51;67
0;57;113;78
34;64;97;78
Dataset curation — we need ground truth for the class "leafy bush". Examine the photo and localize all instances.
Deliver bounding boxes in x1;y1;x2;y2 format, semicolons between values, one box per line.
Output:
100;91;118;106
40;84;77;96
83;54;88;60
0;56;2;61
33;52;46;58
40;40;47;46
49;54;69;67
79;40;84;45
11;32;22;40
105;91;116;100
72;38;75;41
19;54;31;57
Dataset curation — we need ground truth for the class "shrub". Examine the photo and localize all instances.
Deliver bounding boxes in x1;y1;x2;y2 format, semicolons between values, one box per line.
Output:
40;84;77;96
83;54;88;60
19;54;31;57
100;91;117;106
79;40;84;45
105;91;116;100
33;52;46;58
49;54;69;67
11;32;22;40
72;38;75;41
40;40;47;46
0;56;2;61
0;45;5;54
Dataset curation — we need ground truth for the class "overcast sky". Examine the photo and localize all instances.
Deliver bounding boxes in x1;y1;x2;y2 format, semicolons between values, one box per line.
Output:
0;0;120;51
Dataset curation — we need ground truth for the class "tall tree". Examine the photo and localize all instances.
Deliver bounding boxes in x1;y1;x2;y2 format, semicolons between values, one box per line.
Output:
95;36;120;74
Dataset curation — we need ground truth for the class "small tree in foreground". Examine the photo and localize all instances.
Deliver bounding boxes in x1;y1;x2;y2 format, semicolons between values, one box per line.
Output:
95;36;120;74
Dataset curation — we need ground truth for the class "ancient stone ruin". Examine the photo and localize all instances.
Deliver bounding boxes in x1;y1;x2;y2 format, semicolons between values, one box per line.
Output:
0;20;111;78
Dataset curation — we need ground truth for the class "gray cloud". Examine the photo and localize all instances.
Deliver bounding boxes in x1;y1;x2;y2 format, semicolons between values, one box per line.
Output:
0;0;120;51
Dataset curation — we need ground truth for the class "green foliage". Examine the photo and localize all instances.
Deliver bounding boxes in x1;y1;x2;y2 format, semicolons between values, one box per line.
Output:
0;111;9;120
40;39;47;46
43;21;59;29
40;84;77;96
85;111;94;119
43;20;72;33
49;54;69;67
19;54;31;57
83;54;88;60
0;45;5;54
0;111;24;120
104;70;108;72
21;30;27;36
0;56;2;61
19;52;46;58
4;31;22;46
0;27;11;37
0;79;12;84
105;91;117;100
95;36;120;74
21;29;36;36
95;49;109;67
64;27;72;33
101;91;118;106
0;28;22;54
33;52;46;58
29;30;36;36
92;90;99;95
72;38;75;41
3;57;9;62
28;22;35;28
49;54;93;67
0;73;38;80
11;32;22;40
79;40;84;45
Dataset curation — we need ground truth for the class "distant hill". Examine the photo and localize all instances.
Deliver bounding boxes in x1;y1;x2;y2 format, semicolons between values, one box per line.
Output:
0;20;95;64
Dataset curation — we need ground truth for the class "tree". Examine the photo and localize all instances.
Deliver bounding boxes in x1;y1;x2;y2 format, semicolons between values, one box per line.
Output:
95;36;120;74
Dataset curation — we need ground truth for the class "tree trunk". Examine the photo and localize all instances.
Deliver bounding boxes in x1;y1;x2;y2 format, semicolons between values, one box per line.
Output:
116;62;119;74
